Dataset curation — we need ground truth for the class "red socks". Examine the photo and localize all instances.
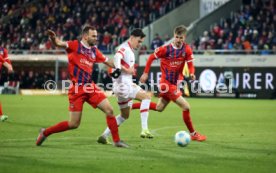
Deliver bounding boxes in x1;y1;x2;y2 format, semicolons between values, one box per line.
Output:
106;116;120;142
42;116;121;143
182;110;195;133
44;121;69;137
132;102;157;111
0;102;3;116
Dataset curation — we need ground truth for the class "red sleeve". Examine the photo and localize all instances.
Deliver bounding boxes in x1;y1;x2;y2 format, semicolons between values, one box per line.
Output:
95;49;108;63
66;40;78;53
153;46;166;59
3;49;11;64
144;54;156;73
143;46;166;73
185;45;195;75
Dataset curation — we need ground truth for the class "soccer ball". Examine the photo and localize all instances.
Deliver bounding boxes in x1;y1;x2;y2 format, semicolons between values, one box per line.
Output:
174;131;191;147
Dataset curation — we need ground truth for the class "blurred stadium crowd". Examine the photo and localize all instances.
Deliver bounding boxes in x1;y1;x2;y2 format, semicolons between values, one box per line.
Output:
193;0;276;54
0;0;187;53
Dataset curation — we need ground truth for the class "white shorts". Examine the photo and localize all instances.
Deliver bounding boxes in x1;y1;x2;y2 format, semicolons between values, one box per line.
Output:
113;82;142;109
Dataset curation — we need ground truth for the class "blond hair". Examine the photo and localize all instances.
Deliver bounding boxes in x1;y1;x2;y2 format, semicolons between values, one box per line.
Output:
174;25;187;35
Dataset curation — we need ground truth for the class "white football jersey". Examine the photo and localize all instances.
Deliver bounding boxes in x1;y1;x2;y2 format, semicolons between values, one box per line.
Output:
113;41;135;83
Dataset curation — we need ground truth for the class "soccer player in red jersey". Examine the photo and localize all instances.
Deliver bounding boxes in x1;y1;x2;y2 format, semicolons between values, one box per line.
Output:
36;26;128;147
0;46;14;122
132;25;206;141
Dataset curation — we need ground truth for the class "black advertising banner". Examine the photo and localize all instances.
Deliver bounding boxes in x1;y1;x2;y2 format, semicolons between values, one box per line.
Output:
136;67;276;99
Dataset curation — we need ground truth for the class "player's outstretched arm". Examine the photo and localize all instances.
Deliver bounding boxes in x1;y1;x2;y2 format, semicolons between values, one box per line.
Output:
140;54;156;83
3;62;13;73
47;30;67;49
104;59;115;68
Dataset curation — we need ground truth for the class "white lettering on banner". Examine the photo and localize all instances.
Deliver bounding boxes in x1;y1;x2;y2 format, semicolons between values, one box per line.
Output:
226;57;240;63
243;73;251;89
200;58;214;63
217;73;224;83
252;57;267;63
149;73;154;83
254;73;262;90
192;55;276;67
157;72;162;84
235;73;239;88
216;83;228;93
236;72;274;90
149;72;162;86
266;73;274;89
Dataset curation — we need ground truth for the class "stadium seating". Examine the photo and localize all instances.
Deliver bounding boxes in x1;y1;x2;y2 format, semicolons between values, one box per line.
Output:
0;0;188;53
194;0;276;53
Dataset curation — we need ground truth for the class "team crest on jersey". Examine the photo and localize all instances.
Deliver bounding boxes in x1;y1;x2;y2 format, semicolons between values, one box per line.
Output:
182;51;186;57
91;51;96;59
154;47;160;54
120;48;125;52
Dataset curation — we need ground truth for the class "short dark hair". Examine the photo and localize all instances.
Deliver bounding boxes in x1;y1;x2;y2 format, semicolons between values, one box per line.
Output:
130;28;146;38
174;25;187;35
82;25;96;35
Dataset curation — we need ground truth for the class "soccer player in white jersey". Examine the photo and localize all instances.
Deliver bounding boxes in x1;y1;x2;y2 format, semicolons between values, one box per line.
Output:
97;29;154;144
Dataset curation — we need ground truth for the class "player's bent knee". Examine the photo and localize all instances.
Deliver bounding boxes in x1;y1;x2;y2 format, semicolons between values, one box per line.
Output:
69;122;80;129
182;105;190;111
144;93;151;100
104;107;114;115
156;106;164;112
180;101;190;111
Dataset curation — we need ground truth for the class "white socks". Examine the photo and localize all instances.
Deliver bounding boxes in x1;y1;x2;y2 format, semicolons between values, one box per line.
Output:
140;99;151;130
102;115;125;138
102;99;151;138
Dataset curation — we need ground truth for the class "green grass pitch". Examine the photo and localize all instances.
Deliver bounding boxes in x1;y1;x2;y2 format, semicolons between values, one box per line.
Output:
0;95;276;173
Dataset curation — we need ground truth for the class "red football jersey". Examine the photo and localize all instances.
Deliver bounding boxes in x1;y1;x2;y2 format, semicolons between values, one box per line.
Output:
0;47;11;71
66;40;108;84
153;43;194;84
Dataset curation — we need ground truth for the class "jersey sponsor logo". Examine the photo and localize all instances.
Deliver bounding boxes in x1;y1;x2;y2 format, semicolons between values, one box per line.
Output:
170;61;183;66
80;58;93;67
